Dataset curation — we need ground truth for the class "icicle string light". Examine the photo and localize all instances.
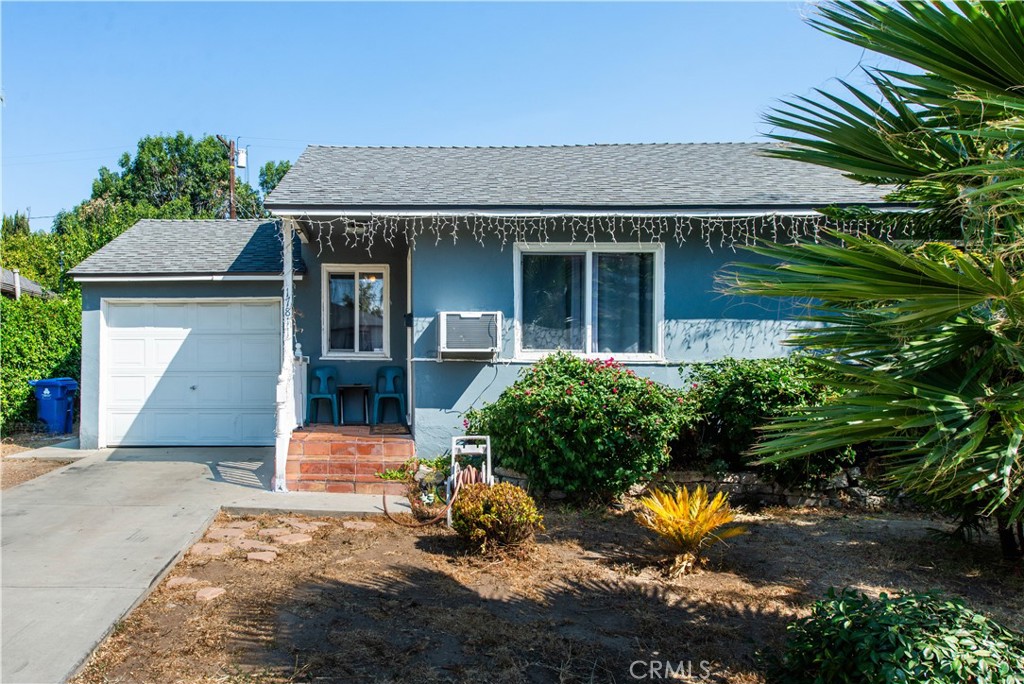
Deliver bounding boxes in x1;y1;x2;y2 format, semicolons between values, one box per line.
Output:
273;211;916;257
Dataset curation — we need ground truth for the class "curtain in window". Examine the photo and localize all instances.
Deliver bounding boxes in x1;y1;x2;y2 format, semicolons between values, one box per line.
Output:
359;272;385;353
592;253;654;354
329;273;355;351
522;254;585;351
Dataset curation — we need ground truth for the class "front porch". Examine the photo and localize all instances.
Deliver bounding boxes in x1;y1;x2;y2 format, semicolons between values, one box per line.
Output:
285;424;415;495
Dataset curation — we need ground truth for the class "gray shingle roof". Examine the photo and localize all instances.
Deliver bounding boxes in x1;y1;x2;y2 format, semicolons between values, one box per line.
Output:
1;267;50;298
68;219;305;277
266;143;892;210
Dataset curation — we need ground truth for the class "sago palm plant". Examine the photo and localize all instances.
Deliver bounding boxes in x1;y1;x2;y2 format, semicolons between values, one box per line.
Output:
736;1;1024;560
635;485;746;577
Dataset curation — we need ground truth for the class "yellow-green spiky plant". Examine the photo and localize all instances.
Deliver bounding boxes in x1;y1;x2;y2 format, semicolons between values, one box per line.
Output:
635;485;746;576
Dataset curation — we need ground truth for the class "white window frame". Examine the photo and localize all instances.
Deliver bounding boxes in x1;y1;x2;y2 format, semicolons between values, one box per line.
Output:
321;263;391;360
513;242;665;362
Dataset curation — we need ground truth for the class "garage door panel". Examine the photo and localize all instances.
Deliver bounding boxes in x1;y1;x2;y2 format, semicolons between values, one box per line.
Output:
241;303;280;330
144;374;196;407
103;300;280;447
108;375;148;404
107;304;150;329
240;412;277;442
239;375;277;405
149;411;195;441
197;336;240;370
152;303;190;329
195;375;240;406
195;303;237;331
109;338;147;367
240;337;280;371
108;411;148;445
196;413;243;442
152;337;190;368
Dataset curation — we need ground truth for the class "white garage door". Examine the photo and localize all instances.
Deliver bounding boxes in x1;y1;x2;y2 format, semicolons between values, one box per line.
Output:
103;299;280;446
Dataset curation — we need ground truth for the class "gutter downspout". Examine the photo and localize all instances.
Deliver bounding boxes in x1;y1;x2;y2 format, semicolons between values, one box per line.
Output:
13;269;21;300
273;218;297;492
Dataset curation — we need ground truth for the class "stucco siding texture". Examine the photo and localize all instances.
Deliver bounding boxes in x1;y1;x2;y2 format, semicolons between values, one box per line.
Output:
408;237;799;456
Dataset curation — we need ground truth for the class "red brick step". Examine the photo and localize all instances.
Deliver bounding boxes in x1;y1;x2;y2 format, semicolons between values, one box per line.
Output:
285;424;414;495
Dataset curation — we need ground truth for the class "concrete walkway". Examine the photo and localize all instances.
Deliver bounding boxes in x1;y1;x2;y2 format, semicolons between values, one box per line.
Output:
1;445;408;684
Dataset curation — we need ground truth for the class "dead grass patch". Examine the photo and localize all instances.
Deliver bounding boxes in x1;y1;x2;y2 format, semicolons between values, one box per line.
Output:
72;507;1024;684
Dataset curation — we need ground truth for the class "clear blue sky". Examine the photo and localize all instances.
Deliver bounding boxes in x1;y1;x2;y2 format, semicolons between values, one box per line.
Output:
2;2;874;231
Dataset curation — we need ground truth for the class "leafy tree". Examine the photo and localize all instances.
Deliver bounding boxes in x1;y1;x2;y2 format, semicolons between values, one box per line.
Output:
2;212;30;239
259;160;291;196
725;1;1024;559
1;132;293;293
89;132;268;220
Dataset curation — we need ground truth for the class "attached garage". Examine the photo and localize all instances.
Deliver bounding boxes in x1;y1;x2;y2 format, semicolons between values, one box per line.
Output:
70;219;304;450
102;299;280;446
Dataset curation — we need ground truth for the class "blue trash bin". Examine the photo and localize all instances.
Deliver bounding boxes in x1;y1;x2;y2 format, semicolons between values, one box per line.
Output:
28;378;79;434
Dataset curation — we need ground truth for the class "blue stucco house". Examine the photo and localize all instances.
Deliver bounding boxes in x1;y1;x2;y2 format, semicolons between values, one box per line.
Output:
69;143;895;491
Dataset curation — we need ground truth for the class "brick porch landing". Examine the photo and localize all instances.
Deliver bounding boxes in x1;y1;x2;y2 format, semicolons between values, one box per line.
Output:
286;424;415;495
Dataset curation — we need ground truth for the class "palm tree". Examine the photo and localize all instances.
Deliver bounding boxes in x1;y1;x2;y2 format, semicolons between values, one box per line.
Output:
725;1;1024;559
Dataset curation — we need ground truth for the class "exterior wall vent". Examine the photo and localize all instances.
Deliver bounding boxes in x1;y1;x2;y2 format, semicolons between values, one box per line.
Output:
437;311;501;359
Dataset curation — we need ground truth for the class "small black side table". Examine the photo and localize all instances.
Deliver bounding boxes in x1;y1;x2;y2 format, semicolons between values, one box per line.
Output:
338;384;372;425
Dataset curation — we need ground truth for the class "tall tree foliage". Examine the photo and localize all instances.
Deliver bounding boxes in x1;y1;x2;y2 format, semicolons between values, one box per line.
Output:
88;132;265;221
725;1;1024;558
2;212;30;239
259;160;291;196
1;132;291;293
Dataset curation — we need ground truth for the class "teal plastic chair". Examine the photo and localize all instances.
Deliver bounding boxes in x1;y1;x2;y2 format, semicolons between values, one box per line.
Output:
372;366;407;425
306;366;341;426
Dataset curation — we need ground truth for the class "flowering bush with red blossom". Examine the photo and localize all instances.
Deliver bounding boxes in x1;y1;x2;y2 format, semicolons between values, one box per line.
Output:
464;351;690;499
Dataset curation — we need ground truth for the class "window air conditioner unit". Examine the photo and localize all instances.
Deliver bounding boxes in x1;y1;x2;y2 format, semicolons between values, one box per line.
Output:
437;311;501;359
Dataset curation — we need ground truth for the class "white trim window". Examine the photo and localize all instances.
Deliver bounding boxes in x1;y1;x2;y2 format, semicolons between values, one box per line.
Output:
514;243;665;361
321;264;390;359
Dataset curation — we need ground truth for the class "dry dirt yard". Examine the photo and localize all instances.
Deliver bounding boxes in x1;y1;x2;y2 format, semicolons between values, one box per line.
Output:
1;431;73;488
73;506;1024;684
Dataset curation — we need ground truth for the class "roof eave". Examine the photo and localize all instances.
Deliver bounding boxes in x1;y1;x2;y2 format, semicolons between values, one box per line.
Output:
266;201;913;217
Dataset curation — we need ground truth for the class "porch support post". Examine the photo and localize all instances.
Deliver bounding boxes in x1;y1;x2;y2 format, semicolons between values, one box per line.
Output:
273;217;297;492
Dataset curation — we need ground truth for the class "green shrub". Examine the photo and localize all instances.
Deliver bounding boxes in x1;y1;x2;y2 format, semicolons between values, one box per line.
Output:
0;294;82;432
769;589;1024;684
677;357;854;484
450;482;544;553
464;352;689;499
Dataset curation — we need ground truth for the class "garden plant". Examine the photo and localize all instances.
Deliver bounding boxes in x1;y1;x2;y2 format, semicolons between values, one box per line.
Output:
769;589;1024;684
450;482;544;554
635;485;746;576
726;0;1024;559
464;351;689;500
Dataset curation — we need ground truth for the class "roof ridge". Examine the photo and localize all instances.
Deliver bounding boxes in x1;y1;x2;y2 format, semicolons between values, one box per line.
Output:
304;142;780;151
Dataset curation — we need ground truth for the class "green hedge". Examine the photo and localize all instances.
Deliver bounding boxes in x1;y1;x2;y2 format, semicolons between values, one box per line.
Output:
1;294;82;432
769;589;1024;683
677;356;855;485
465;352;689;499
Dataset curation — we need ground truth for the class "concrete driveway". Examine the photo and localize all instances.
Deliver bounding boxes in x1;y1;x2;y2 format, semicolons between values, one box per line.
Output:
1;445;404;684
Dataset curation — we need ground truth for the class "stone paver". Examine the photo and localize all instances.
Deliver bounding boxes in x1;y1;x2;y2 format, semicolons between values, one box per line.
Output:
275;533;313;545
247;551;277;563
220;520;259;531
343;520;378;531
195;587;226;602
205;527;246;540
233;539;280;552
282;517;330;531
2;444;408;684
166;577;199;589
189;542;231;557
256;527;292;537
